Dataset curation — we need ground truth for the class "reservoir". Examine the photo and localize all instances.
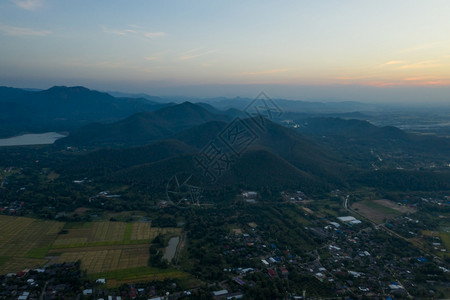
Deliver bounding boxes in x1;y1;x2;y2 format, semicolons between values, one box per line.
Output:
0;132;66;147
163;236;180;262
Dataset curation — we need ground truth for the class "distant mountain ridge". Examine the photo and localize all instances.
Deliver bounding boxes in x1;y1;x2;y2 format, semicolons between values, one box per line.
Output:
58;102;349;192
53;100;450;193
57;101;231;147
0;86;169;138
107;89;383;114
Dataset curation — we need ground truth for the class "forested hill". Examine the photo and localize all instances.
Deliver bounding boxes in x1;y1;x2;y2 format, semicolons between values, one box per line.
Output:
0;86;169;138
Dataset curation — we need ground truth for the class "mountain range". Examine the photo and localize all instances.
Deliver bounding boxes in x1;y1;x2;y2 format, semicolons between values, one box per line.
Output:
2;85;449;193
0;86;169;138
56;98;449;193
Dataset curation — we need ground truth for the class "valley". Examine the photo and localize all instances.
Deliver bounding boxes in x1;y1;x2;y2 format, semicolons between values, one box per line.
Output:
0;87;449;299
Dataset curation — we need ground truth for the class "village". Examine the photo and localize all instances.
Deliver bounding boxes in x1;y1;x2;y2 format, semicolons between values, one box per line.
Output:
198;191;450;299
0;187;449;299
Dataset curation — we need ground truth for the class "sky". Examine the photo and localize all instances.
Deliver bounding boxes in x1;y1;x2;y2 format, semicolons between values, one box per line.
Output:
1;0;450;103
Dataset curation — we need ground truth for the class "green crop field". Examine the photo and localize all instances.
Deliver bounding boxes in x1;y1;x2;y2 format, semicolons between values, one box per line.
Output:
441;232;450;252
0;215;184;285
53;221;181;248
87;266;189;288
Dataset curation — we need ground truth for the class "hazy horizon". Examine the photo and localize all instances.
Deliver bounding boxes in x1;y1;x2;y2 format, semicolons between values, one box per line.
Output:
3;83;450;107
1;1;450;104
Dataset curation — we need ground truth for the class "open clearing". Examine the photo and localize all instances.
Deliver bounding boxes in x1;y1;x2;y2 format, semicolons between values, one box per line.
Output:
373;199;416;214
352;199;405;224
0;215;183;283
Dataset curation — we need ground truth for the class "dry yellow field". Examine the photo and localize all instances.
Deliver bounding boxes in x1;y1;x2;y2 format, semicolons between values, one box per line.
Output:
129;223;182;241
55;245;150;273
90;221;127;242
54;221;127;247
130;222;152;240
0;215;63;273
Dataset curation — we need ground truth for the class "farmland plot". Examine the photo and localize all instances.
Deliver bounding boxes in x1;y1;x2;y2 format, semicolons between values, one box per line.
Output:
0;216;184;284
0;215;63;273
56;245;149;273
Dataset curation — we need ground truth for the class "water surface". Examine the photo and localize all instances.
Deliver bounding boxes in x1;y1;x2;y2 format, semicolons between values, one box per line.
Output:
163;236;180;262
0;132;66;146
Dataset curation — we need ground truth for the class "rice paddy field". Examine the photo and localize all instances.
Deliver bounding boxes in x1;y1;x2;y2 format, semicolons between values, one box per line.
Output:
0;215;183;284
0;215;63;274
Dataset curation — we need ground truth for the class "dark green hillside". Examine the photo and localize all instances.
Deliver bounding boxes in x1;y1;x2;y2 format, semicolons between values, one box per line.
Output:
174;117;347;185
0;86;29;100
58;111;351;193
57;115;172;147
105;154;198;191
0;86;167;137
173;121;228;148
58;102;231;147
103;147;330;194
354;169;450;191
299;117;406;138
222;148;328;192
296;117;450;167
254;120;349;185
59;139;196;178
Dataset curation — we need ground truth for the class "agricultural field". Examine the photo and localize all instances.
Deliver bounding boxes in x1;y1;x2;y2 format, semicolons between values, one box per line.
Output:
54;244;150;274
352;199;407;224
374;199;416;214
53;221;181;248
0;215;183;284
87;266;189;288
441;232;450;254
0;215;63;274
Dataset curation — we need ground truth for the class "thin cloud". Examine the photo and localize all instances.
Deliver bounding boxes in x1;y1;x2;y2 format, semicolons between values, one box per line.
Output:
242;68;294;75
62;60;123;69
104;28;137;36
398;42;442;53
201;59;218;67
0;25;51;37
144;53;164;62
12;0;43;10
143;32;165;38
102;26;165;39
363;81;399;87
381;60;405;66
336;75;370;80
398;60;442;69
362;78;450;87
403;76;434;81
179;49;216;60
144;56;160;61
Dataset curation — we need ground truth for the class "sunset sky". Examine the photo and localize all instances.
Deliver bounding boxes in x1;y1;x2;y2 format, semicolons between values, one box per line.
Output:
1;0;450;102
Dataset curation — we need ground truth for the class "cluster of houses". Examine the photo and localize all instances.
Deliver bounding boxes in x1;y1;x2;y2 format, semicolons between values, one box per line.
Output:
0;200;24;215
421;196;450;206
241;191;258;204
299;213;448;298
213;204;449;298
281;190;308;202
0;263;200;299
0;263;82;299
